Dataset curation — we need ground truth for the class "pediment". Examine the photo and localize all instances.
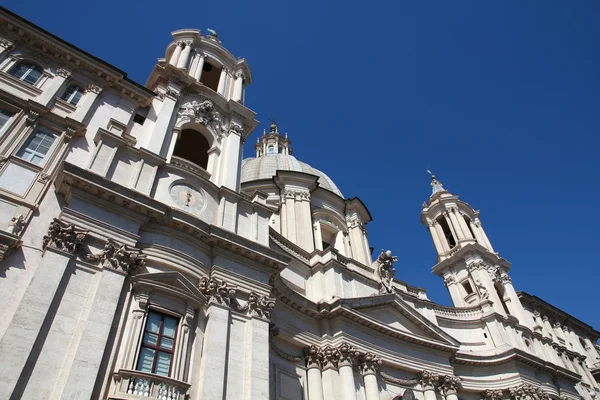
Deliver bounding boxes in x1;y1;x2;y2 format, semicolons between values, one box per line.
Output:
132;271;207;305
340;295;460;347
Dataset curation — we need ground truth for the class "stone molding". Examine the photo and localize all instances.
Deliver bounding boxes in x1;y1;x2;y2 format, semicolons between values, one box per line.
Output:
269;324;302;363
42;218;88;254
84;239;146;274
281;189;309;201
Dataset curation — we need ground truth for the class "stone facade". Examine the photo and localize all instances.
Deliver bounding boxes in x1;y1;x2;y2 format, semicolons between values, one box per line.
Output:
0;7;598;400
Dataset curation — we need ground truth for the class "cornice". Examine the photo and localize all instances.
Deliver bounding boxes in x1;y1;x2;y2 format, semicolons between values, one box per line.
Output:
0;8;155;103
431;242;511;276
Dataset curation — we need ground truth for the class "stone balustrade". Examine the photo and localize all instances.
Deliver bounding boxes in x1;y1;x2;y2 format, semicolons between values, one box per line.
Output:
110;369;190;400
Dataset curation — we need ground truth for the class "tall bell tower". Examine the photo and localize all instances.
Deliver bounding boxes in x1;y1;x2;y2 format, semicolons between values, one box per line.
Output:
420;174;527;323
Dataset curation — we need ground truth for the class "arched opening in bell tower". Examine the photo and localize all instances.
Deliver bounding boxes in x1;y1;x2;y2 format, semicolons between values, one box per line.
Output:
494;281;511;315
437;216;456;248
463;215;477;241
172;129;210;169
199;61;221;92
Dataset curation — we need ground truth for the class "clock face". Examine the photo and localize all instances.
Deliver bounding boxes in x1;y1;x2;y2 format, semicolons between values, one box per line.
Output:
170;183;205;214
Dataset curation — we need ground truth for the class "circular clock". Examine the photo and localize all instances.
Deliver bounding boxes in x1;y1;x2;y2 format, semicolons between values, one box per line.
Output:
169;183;205;214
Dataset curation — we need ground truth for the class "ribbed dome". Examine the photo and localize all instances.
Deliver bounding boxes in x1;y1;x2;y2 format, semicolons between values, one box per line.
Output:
241;154;343;197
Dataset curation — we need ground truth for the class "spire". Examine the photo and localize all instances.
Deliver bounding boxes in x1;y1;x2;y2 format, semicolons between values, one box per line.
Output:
427;170;446;196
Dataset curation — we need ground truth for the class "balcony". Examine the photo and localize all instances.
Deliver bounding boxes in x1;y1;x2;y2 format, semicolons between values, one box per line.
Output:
109;369;190;400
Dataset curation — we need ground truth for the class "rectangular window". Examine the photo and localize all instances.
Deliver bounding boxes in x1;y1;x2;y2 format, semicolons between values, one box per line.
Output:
136;311;178;377
16;128;58;166
462;280;474;295
0;109;15;130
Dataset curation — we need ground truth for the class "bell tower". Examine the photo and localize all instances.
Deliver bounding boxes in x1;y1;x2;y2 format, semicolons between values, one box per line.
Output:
420;173;527;323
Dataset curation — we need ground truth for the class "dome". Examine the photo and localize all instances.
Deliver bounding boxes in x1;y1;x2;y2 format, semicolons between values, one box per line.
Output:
241;154;344;197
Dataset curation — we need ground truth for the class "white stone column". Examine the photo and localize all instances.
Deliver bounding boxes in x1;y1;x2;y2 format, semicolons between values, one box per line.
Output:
233;71;244;102
439;375;461;400
72;84;102;122
313;222;323;250
173;307;195;381
217;68;228;96
337;344;358;400
305;346;324;400
360;353;381;400
169;42;183;66
499;275;526;323
122;293;149;369
220;128;242;190
36;68;70;106
427;220;444;254
145;91;178;155
474;219;494;252
444;276;464;307
0;227;83;398
177;42;192;69
61;267;128;399
320;347;338;400
419;371;439;400
197;302;231;400
245;317;270;400
435;222;450;252
194;54;205;81
447;209;466;241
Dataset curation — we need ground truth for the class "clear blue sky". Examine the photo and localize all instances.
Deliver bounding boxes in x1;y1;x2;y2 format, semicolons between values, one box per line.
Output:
6;1;599;329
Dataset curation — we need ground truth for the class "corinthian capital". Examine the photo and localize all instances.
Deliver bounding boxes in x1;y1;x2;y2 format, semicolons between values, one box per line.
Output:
360;352;382;375
84;239;146;274
305;345;323;369
418;370;439;389
337;342;360;367
198;277;237;306
439;375;461;395
482;389;504;400
56;68;71;78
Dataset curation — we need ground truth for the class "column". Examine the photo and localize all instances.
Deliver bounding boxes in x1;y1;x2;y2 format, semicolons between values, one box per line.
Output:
435;223;450;252
246;317;270;400
313;222;323;250
173;307;195;381
444;276;463;307
337;344;357;400
217;68;228;96
60;268;128;399
122;293;149;369
169;42;183;66
177;42;192;69
0;220;86;398
72;84;102;122
197;302;231;399
447;209;466;240
305;345;324;400
419;371;439;400
427;220;444;254
36;68;70;106
194;54;205;81
499;275;526;322
440;375;461;400
474;219;494;252
360;353;381;400
233;71;244;102
320;346;338;400
145;92;177;155
220;128;242;190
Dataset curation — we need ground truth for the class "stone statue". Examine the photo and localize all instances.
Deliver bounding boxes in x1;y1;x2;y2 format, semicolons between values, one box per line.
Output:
475;279;489;299
7;214;25;235
376;249;398;294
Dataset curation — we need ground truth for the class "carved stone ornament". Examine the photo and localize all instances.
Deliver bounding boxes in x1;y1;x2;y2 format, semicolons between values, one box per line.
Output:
509;384;549;400
42;218;88;254
86;84;102;94
360;352;382;375
229;122;244;136
320;345;339;370
337;342;360;367
418;370;439;389
84;239;146;274
178;100;221;126
475;279;489;299
482;389;504;400
305;345;323;369
375;249;398;294
281;189;309;201
0;37;14;50
379;371;419;387
198;277;237;305
237;291;275;318
7;214;25;235
55;68;71;78
25;110;39;126
439;375;461;395
37;173;51;184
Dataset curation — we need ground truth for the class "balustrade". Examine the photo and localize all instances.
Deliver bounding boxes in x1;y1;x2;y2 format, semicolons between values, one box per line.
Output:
111;369;190;400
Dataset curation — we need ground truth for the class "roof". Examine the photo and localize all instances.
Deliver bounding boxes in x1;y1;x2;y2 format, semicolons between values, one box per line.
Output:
241;154;343;197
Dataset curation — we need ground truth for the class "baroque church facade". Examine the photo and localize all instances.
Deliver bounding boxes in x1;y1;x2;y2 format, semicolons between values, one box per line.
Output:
0;7;598;400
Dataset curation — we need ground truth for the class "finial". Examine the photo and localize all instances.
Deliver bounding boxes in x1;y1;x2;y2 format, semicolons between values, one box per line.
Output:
269;118;277;133
207;28;218;38
427;169;446;196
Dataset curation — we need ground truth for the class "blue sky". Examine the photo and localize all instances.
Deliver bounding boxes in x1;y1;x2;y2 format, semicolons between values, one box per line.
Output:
6;1;600;329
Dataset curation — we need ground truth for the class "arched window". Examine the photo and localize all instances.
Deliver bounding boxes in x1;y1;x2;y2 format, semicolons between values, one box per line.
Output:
463;215;477;241
437;216;456;248
9;62;43;85
199;61;221;92
267;145;275;155
60;84;84;105
172;129;210;170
